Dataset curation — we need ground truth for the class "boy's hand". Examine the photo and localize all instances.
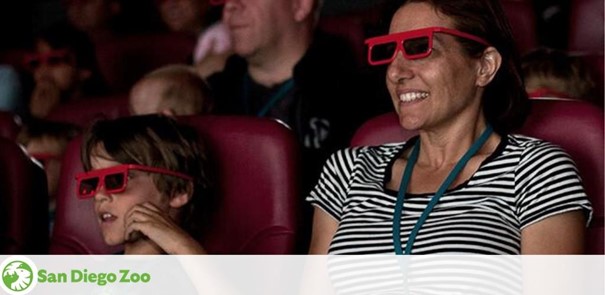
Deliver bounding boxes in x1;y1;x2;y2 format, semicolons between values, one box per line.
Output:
124;202;206;254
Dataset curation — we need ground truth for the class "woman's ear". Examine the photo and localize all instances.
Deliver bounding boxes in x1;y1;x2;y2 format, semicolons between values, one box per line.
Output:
169;182;193;209
292;0;314;22
476;47;502;87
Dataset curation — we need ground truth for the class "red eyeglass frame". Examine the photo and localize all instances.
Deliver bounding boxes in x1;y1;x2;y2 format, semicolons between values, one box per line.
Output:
364;26;491;66
75;164;194;199
22;49;73;71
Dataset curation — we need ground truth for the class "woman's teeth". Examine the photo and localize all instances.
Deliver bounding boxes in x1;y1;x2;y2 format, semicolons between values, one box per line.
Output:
399;92;428;102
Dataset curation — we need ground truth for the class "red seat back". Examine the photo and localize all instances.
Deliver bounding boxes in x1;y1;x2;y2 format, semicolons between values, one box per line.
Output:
519;99;604;254
50;115;301;254
95;33;196;93
568;0;604;53
501;0;538;54
46;93;130;128
181;116;301;254
351;113;416;147
318;14;366;65
351;99;604;253
0;137;49;253
0;111;21;140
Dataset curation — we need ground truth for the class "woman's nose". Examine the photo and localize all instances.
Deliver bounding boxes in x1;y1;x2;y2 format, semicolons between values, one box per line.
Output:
387;52;415;84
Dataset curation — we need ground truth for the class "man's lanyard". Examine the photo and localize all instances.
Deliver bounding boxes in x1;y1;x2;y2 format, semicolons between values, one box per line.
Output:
392;125;494;254
242;74;295;117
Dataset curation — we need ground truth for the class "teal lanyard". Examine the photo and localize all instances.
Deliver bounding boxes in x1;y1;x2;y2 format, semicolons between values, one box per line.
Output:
242;74;295;117
392;125;494;254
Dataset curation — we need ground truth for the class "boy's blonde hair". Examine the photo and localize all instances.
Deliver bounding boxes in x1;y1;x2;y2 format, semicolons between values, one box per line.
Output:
139;64;214;115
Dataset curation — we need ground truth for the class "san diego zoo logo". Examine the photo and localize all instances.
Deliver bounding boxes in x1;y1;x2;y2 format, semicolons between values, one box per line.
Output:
1;256;38;294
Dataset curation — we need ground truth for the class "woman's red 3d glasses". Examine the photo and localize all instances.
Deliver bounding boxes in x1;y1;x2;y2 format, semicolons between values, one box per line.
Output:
364;26;491;66
75;164;193;199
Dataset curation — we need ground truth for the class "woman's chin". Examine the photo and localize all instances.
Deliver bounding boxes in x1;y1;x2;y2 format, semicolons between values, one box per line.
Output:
398;116;423;131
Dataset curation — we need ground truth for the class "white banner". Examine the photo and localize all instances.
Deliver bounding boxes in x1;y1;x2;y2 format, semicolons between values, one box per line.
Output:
0;255;603;295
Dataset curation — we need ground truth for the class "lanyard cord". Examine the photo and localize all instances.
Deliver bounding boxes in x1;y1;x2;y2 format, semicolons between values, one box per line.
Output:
242;74;295;117
392;125;494;254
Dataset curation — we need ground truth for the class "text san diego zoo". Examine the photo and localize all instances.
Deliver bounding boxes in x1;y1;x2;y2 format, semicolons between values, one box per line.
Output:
38;269;151;286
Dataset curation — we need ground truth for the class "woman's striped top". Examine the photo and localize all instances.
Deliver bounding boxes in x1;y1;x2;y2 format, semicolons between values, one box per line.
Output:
307;134;593;254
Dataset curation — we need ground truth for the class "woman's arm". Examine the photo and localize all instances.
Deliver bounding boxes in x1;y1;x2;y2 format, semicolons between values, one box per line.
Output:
308;207;339;254
521;210;586;254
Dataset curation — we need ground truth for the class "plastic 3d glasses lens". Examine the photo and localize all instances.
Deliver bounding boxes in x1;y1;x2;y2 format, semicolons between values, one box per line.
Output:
369;36;430;63
77;172;126;198
75;164;193;199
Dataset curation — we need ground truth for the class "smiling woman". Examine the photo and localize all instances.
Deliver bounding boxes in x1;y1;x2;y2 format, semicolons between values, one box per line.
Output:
78;114;212;254
307;0;592;255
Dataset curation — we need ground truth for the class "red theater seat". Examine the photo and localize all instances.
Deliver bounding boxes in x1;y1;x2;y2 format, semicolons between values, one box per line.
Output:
95;33;196;93
46;93;130;128
519;99;604;254
0;111;21;140
568;0;604;53
181;116;300;254
50;116;300;254
0;137;49;253
318;14;366;65
351;99;604;254
500;0;538;54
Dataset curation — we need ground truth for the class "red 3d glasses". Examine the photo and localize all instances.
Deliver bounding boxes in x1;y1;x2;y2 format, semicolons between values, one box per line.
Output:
75;164;193;199
364;26;490;66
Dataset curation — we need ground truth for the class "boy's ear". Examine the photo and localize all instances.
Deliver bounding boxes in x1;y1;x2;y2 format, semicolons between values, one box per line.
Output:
169;182;193;209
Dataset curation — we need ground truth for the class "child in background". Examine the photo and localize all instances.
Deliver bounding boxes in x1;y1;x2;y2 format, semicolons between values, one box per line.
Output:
522;47;597;104
25;22;107;119
129;64;214;116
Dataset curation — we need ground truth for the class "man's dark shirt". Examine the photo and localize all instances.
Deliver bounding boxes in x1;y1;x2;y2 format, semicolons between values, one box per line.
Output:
208;31;385;193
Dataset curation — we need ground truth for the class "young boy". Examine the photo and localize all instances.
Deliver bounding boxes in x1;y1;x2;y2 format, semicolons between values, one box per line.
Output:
77;115;212;254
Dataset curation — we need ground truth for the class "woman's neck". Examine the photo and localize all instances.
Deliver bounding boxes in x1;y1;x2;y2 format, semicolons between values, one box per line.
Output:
415;119;497;169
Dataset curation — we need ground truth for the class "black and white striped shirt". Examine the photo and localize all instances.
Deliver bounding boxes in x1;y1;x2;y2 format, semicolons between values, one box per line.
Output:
307;134;593;254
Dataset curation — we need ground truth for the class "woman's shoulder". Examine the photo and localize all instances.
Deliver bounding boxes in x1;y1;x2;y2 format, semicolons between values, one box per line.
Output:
331;142;407;163
506;133;574;162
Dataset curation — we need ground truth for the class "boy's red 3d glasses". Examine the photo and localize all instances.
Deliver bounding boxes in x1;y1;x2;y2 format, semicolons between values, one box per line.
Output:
75;164;193;199
364;26;490;66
